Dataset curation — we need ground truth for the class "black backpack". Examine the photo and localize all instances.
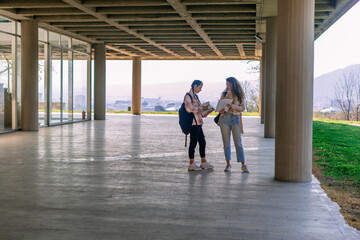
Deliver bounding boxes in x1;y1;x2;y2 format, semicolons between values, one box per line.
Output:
179;93;197;147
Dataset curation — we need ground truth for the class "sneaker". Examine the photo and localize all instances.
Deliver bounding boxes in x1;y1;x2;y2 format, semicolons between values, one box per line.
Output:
224;164;231;172
200;161;214;170
241;165;249;173
188;163;202;171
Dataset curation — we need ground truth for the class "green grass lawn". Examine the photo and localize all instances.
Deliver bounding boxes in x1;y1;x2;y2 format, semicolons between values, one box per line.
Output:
314;118;360;126
312;119;360;230
313;120;360;187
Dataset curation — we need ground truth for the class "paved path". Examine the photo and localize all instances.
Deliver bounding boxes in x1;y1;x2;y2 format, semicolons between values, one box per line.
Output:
0;115;359;240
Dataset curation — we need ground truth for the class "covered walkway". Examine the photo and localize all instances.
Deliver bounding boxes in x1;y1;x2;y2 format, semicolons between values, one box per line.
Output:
0;115;359;239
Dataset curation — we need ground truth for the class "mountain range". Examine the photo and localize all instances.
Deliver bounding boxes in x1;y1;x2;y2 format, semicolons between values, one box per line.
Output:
314;64;360;110
106;64;360;110
107;81;244;105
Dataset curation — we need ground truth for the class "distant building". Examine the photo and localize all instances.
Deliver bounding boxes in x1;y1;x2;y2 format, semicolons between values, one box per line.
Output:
154;105;165;111
166;103;176;108
114;100;131;111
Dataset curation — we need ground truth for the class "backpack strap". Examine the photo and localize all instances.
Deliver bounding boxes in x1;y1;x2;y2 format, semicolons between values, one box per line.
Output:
183;93;198;125
183;92;192;102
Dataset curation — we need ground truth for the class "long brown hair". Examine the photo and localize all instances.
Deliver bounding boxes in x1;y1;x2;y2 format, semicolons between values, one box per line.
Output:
226;77;244;104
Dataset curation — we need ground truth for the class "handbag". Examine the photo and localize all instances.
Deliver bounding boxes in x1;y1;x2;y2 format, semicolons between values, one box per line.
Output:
214;91;227;126
214;113;221;126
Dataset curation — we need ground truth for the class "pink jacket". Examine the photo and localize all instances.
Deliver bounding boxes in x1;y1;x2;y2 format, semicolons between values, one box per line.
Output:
184;89;204;125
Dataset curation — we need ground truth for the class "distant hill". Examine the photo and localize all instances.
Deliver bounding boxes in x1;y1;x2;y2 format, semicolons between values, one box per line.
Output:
106;64;360;110
314;64;360;110
141;81;229;102
107;80;254;104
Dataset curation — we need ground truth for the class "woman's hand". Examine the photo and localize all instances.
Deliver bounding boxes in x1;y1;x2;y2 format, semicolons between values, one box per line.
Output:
226;103;232;109
220;108;225;114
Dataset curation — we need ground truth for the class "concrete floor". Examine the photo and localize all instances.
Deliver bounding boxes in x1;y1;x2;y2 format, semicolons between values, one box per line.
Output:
0;115;359;240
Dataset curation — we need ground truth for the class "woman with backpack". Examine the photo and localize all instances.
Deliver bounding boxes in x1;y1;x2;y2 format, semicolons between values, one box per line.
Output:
185;80;214;171
218;77;249;173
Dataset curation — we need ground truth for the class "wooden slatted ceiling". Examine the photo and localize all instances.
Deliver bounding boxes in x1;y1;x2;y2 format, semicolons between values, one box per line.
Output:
0;0;358;60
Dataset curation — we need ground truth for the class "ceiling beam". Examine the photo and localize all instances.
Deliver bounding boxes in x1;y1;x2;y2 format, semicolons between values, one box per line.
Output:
107;14;182;21
106;55;260;60
187;5;257;13
181;44;202;57
315;0;359;39
106;45;138;57
205;30;256;34
166;0;223;57
51;22;109;27
129;25;193;30
138;30;197;34
202;25;255;30
34;15;100;22
78;32;131;36
117;21;187;26
64;27;119;31
197;20;256;25
192;13;257;20
82;0;170;7
0;9;98;44
315;4;336;12
95;6;175;14
40;23;99;43
127;44;160;58
182;0;260;4
0;0;71;8
62;0;180;57
16;8;85;16
108;42;256;46
236;43;246;57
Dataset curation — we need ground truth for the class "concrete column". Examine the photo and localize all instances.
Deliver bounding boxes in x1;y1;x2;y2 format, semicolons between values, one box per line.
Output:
264;18;277;138
87;45;91;120
260;43;266;124
275;0;314;182
4;89;11;128
21;20;38;131
132;56;142;115
94;43;106;120
259;57;263;122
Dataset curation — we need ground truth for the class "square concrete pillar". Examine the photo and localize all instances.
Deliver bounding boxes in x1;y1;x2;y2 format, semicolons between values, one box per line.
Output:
21;20;38;131
94;43;106;120
264;17;277;138
132;57;142;115
261;43;266;124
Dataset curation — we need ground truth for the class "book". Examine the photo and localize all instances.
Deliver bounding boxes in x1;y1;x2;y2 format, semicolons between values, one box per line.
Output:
200;101;214;116
215;99;232;112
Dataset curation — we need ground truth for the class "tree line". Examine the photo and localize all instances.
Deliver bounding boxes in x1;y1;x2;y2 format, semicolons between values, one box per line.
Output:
334;69;360;121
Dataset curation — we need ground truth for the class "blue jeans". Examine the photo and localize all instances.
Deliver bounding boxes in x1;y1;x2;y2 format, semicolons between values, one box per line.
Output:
220;113;245;162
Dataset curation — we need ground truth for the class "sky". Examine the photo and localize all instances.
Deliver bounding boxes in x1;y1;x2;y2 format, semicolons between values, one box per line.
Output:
314;1;360;77
106;60;260;86
106;1;360;87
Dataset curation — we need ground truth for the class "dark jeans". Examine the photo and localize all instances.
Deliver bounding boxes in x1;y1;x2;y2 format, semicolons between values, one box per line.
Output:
188;125;206;159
